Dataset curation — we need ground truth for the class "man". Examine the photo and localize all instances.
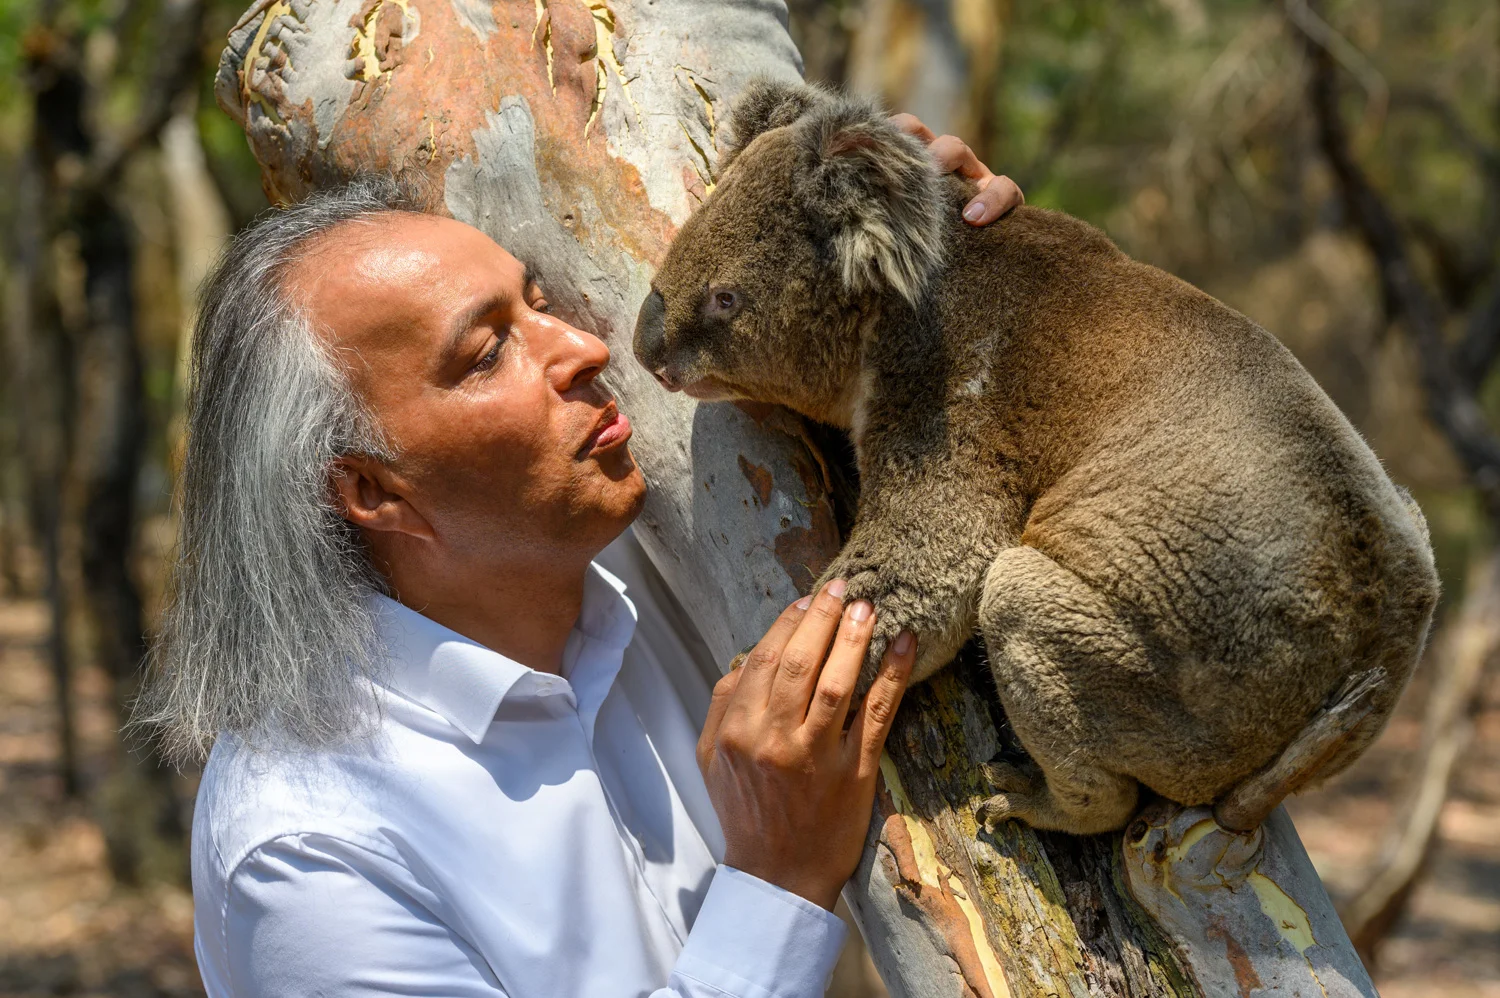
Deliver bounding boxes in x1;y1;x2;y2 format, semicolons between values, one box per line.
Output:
141;122;1019;997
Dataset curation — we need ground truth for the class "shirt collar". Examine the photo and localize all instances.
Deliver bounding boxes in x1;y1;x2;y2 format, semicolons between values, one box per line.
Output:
370;562;639;744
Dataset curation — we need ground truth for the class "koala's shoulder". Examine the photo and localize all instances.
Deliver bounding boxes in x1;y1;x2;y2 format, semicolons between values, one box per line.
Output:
974;204;1124;262
932;202;1131;310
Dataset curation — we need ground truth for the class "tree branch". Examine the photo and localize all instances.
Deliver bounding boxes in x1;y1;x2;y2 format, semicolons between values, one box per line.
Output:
78;0;208;199
1391;87;1500;315
1291;1;1500;522
1284;0;1388;134
1455;279;1500;390
1389;86;1500;189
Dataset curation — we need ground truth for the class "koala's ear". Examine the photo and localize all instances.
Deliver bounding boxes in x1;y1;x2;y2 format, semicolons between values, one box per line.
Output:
797;98;945;305
720;78;833;171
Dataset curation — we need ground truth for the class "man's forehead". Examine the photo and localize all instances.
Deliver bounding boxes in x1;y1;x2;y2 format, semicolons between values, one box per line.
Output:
346;238;445;284
290;214;520;344
295;214;498;292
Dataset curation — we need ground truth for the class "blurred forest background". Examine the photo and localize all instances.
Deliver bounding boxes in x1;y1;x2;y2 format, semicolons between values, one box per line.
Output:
0;0;1496;995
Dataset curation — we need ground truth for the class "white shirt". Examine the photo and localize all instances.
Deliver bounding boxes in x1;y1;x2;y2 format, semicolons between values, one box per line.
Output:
190;534;847;998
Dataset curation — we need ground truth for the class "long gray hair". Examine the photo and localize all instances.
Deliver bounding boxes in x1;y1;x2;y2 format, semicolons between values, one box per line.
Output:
137;175;429;765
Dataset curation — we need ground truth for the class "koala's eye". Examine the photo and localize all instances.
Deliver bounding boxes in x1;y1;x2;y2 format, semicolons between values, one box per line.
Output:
709;290;739;314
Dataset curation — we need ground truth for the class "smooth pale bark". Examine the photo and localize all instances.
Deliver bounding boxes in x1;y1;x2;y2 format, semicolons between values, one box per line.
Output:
214;2;1376;994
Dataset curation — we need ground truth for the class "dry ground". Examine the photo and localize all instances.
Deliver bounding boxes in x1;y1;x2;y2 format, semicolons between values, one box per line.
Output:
1;594;1496;997
1285;658;1500;998
0;600;198;998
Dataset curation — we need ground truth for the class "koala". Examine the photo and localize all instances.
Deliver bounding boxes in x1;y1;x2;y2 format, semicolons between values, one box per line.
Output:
633;80;1440;835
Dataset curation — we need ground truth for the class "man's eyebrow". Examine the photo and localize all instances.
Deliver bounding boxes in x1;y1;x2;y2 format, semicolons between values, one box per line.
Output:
440;293;506;364
522;261;539;292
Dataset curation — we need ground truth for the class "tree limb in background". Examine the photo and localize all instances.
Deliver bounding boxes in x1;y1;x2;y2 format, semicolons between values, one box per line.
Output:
1293;0;1500;524
77;0;209;202
1388;87;1500;192
1290;0;1500;963
1389;88;1500;334
14;0;210;884
1284;0;1388;139
1456;280;1500;391
1339;552;1500;961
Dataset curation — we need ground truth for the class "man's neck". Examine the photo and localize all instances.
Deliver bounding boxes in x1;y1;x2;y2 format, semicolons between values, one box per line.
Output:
386;554;591;675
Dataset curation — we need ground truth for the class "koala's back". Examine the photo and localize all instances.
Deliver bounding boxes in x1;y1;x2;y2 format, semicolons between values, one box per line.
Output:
933;203;1440;802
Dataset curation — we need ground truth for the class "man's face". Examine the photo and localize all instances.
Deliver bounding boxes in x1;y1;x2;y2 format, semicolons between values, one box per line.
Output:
291;213;645;570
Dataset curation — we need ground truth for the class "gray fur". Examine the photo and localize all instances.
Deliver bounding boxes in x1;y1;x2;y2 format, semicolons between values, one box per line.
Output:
134;175;428;766
637;83;1441;834
725;80;946;304
719;78;835;172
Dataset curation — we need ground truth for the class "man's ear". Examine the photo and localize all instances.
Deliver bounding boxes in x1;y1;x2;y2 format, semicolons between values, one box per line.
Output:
797;98;945;305
720;78;833;172
330;455;435;541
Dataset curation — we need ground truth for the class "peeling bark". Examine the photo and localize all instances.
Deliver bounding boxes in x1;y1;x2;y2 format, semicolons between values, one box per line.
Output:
1123;806;1375;998
214;2;1377;995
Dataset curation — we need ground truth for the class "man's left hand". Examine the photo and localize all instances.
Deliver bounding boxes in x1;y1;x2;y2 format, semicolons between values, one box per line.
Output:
892;114;1024;226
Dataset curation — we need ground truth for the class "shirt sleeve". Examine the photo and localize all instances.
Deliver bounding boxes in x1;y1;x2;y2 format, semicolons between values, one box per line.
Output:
661;865;848;998
219;834;506;998
218;841;844;998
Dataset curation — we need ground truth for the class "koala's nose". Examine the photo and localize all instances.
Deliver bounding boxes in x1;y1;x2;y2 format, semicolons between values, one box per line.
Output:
633;289;667;370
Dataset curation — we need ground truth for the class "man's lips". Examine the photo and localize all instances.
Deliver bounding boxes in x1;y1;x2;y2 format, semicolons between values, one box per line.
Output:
580;403;632;457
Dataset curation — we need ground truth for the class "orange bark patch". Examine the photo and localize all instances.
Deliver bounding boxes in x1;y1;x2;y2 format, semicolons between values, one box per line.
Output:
1206;915;1264;998
233;0;679;268
737;455;773;508
773;508;838;594
875;784;1002;998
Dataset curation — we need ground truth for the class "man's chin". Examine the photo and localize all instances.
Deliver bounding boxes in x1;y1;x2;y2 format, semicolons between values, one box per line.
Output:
586;459;648;548
595;447;646;500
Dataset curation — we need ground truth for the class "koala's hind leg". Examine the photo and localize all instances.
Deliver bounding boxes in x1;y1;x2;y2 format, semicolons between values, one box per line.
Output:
977;756;1138;836
975;546;1145;836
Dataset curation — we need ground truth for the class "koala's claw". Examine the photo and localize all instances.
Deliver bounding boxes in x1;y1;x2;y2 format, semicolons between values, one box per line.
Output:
976;761;1043;831
828;560;922;685
976;794;1020;833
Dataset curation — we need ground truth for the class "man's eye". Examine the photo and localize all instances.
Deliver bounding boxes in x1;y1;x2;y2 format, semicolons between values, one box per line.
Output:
472;338;502;373
533;299;553;315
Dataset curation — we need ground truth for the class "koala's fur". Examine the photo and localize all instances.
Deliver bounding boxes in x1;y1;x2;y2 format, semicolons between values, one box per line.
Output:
634;81;1440;835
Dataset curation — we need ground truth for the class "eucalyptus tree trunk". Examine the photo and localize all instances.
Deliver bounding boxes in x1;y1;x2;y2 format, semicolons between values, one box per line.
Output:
214;2;1378;995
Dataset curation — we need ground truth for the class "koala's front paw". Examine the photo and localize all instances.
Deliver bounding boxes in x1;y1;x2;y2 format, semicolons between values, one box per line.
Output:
976;760;1043;832
821;554;918;692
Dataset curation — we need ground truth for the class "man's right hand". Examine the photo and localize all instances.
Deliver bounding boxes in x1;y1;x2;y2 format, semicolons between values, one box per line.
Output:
696;579;916;912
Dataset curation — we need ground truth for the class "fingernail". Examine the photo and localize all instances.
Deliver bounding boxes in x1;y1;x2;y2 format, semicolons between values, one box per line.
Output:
893;631;914;656
826;578;847;598
849;600;873;622
963;201;985;222
794;596;812;610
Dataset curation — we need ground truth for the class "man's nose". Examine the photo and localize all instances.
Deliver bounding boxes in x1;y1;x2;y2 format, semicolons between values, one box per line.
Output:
545;317;611;394
633;290;666;370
